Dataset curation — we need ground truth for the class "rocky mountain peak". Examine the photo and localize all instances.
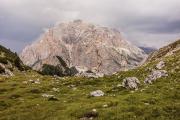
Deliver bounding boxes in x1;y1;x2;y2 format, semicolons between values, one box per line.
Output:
20;20;147;75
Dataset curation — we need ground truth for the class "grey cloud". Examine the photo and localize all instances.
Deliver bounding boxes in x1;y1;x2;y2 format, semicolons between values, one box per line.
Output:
142;20;180;34
123;17;180;34
0;0;180;52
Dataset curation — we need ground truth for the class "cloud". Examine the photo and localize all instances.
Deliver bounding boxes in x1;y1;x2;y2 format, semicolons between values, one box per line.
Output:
0;0;180;52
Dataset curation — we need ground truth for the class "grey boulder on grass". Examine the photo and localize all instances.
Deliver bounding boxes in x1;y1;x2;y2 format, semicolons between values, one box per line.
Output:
122;77;140;90
90;90;104;97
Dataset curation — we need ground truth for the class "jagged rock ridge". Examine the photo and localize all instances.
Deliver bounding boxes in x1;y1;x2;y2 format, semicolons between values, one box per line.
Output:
0;44;27;76
20;20;147;75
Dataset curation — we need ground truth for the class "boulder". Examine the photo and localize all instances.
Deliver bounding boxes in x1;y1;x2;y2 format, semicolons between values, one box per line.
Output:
144;70;168;84
90;90;104;97
156;61;165;69
42;94;54;98
122;77;140;90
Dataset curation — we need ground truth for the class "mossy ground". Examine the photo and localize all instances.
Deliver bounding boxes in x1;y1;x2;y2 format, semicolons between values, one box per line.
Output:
0;51;179;120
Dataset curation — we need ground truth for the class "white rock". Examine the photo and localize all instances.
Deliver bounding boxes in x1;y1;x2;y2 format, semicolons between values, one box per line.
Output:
90;90;104;97
42;94;54;98
156;61;165;69
22;81;28;84
103;104;108;108
117;84;122;87
29;79;41;84
52;88;59;92
92;109;97;112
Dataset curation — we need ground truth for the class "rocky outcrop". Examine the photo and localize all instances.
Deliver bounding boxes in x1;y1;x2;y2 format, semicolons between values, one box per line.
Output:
144;70;168;84
122;77;140;90
0;63;14;76
147;39;180;61
0;44;26;71
73;66;104;78
20;20;147;75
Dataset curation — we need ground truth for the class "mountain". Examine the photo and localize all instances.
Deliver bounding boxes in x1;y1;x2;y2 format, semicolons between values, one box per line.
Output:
20;20;147;75
147;39;180;61
0;45;27;76
139;46;157;54
1;39;179;120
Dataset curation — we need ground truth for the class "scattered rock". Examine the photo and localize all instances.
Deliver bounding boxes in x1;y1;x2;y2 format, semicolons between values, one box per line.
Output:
42;93;58;101
102;104;108;108
68;85;76;88
122;77;140;90
42;94;54;98
144;70;168;84
27;79;41;84
48;97;59;101
90;90;104;97
92;109;97;112
22;81;28;84
117;84;123;87
144;103;150;105
52;88;59;92
156;61;165;69
80;109;98;120
72;87;77;90
75;66;104;78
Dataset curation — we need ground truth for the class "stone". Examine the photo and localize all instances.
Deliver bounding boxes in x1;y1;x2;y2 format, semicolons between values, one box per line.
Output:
22;81;28;84
80;109;98;120
117;84;123;87
42;94;54;98
28;79;41;84
156;61;165;69
90;90;104;97
103;104;108;108
144;70;168;84
52;88;59;92
122;77;140;90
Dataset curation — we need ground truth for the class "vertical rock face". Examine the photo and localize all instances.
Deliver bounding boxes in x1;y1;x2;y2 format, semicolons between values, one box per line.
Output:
20;20;147;75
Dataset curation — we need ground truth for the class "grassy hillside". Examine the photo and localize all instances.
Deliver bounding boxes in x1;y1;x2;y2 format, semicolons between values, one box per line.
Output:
0;45;27;71
147;39;180;61
0;42;179;120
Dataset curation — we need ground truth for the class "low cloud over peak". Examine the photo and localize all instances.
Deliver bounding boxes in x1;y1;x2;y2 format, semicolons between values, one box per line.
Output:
0;0;180;52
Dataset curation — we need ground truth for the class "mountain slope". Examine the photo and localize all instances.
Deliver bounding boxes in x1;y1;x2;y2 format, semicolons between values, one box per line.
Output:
147;39;180;61
0;39;179;120
20;20;147;75
0;45;27;76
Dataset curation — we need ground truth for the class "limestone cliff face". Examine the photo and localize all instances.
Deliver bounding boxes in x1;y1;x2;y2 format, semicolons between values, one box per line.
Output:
20;20;147;75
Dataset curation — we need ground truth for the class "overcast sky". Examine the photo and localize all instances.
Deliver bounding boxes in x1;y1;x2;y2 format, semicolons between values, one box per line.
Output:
0;0;180;52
